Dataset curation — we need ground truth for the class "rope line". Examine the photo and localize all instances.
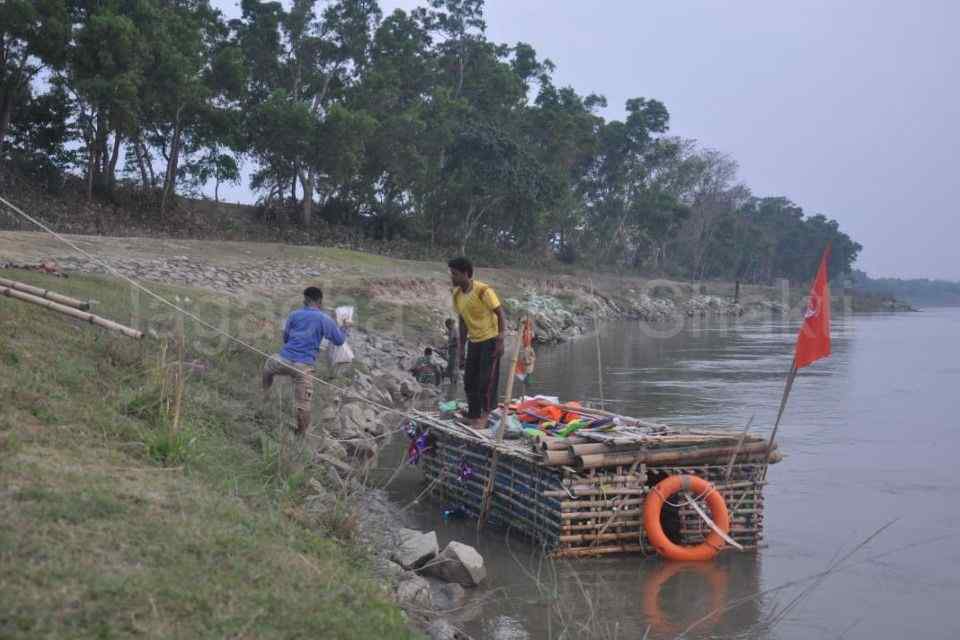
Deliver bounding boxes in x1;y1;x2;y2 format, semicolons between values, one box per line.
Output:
0;194;446;431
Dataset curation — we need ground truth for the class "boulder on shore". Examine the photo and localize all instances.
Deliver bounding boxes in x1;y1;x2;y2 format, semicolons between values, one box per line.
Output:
425;618;470;640
426;578;467;611
423;541;486;587
396;574;432;609
390;528;438;570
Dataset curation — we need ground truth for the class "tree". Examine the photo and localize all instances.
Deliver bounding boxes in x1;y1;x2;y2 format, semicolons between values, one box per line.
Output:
581;97;673;267
0;0;70;152
70;5;146;199
439;121;559;254
137;1;232;213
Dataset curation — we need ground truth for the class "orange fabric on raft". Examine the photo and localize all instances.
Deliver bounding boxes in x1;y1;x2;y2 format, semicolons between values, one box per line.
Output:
512;399;584;424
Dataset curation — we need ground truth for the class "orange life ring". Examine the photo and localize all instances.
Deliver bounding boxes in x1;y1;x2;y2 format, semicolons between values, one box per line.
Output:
644;474;730;561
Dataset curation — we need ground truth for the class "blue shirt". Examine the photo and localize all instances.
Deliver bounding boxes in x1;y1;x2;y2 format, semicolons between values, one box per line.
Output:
279;307;346;365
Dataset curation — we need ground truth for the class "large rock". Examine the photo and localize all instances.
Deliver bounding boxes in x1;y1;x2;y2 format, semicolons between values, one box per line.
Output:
427;578;467;611
424;541;486;587
425;618;470;640
390;528;438;570
374;556;408;584
396;574;432;610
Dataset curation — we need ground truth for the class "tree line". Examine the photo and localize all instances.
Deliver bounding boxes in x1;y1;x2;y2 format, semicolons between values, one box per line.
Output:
1;0;861;282
850;271;960;307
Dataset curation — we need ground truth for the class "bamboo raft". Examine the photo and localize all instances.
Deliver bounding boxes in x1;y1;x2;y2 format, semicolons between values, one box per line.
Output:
412;403;779;559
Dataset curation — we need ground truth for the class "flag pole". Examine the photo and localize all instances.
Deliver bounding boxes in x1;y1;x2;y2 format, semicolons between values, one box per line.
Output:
762;360;798;481
761;242;832;481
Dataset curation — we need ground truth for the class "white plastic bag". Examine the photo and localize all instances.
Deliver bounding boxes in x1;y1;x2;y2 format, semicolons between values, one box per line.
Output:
328;341;354;365
328;306;355;365
334;306;354;325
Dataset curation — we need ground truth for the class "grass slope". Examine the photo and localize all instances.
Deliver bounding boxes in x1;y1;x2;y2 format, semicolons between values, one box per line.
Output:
0;269;416;639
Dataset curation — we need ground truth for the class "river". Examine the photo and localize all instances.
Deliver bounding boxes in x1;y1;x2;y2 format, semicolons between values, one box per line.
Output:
379;307;960;639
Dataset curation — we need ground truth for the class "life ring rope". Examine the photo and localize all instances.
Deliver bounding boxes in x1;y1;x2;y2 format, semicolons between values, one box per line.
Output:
651;483;716;508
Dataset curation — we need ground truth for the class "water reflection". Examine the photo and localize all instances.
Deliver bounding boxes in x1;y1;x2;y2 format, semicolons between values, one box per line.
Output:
458;544;763;640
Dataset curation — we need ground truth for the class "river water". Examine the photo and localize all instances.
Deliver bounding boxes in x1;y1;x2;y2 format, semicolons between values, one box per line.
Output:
380;307;960;639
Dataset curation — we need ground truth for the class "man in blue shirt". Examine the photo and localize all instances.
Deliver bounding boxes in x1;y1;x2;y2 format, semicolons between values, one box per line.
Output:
262;286;348;435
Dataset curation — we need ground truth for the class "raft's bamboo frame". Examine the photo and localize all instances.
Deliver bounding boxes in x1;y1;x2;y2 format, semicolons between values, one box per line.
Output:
417;414;772;558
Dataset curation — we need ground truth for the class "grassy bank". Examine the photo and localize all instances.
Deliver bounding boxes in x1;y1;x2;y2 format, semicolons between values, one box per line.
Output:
0;269;416;639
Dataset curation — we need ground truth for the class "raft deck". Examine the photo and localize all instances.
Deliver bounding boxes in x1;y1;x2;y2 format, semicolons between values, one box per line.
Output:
411;407;777;558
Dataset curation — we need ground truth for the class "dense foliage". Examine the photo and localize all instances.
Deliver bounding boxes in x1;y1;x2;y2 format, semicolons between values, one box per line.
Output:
1;0;861;282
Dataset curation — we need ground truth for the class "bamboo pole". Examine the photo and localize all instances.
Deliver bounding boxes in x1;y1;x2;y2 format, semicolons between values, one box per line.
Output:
559;531;642;544
761;362;798;482
560;497;644;509
1;285;143;339
540;435;589;450
544;449;576;466
576;441;777;469
562;519;644;532
724;415;755;482
544;487;646;498
590;279;605;411
0;277;91;310
562;474;646;486
568;437;742;457
478;318;526;530
561;507;643;520
551;544;645;558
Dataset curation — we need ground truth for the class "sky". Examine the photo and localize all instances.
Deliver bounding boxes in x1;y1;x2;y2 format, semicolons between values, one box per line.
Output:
212;0;960;280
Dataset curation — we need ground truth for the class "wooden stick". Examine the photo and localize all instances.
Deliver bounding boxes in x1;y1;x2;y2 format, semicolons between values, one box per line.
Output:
543;449;576;466
478;317;526;530
559;531;641;544
560;497;644;509
562;519;644;532
544;487;646;498
0;277;91;310
562;474;646;486
724;414;755;482
576;441;777;469
551;544;645;558
568;437;742;457
590;278;605;410
561;507;643;520
762;362;798;482
540;435;589;450
1;285;143;339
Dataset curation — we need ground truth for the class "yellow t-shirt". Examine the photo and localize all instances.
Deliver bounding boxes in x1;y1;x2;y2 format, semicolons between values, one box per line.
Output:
453;280;501;343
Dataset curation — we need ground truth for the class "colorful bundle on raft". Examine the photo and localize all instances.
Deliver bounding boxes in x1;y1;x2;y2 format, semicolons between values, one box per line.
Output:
508;397;619;439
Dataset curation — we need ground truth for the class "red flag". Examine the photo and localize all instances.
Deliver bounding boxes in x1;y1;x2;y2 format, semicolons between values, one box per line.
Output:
794;245;831;369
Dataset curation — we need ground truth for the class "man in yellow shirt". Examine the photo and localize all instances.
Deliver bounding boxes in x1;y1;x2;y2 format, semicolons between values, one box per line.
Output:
448;256;506;427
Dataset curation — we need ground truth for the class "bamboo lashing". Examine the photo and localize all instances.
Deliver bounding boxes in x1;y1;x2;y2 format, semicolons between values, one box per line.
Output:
418;393;774;558
0;277;91;310
1;284;143;339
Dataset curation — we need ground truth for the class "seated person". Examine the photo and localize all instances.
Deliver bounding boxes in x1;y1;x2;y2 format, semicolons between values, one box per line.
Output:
411;347;442;385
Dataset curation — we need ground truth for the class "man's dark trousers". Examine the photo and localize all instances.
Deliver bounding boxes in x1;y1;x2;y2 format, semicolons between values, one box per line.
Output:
464;338;500;420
